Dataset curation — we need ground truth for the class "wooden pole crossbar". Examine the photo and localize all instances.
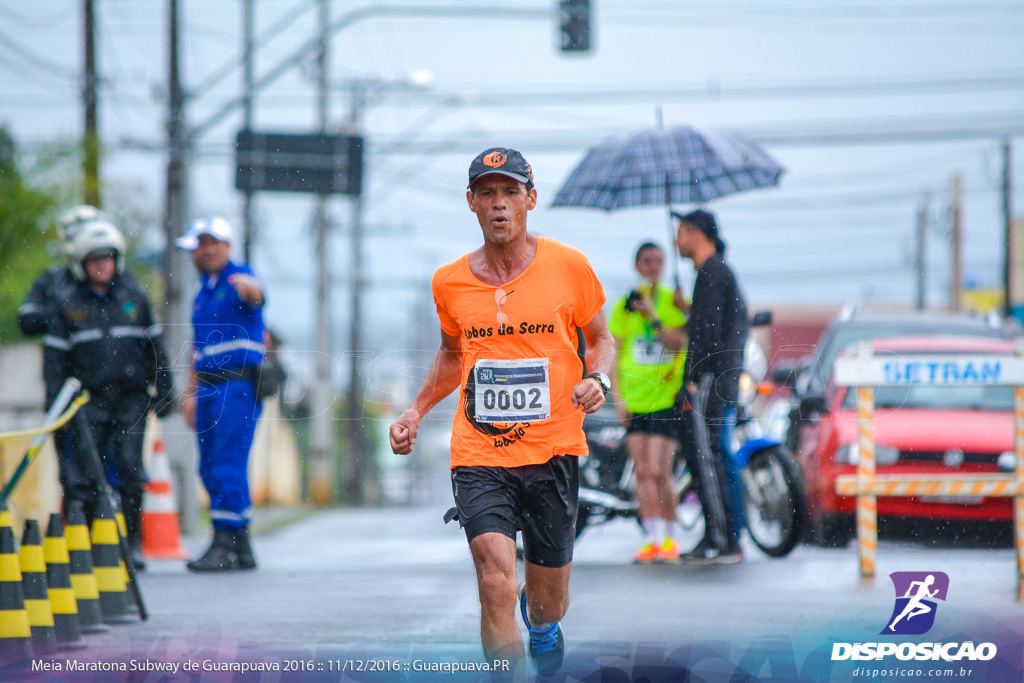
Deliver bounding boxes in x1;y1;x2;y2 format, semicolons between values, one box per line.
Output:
833;343;1024;599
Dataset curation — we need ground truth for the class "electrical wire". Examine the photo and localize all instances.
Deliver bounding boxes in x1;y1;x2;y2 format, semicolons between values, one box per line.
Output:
0;28;78;84
0;1;71;28
189;0;319;98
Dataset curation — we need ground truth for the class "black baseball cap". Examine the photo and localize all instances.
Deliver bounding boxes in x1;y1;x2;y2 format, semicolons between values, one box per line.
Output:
468;148;534;190
672;208;726;255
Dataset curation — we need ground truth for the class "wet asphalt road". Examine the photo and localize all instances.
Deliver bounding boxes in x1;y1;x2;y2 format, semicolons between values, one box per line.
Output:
48;502;1018;670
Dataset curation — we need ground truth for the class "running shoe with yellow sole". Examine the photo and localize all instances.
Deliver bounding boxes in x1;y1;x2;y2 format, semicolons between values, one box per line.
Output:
657;537;681;563
633;542;659;564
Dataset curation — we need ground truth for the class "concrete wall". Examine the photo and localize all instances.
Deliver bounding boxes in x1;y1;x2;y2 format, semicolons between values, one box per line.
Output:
0;344;61;530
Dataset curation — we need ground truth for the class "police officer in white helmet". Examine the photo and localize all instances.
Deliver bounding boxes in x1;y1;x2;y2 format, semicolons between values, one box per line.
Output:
43;218;175;570
17;205;147;336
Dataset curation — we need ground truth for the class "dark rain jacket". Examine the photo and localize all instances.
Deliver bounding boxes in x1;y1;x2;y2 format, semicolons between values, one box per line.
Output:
19;265;142;337
43;274;173;414
683;254;749;404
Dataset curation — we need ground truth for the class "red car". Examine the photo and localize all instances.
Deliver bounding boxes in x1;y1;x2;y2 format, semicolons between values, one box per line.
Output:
798;336;1016;546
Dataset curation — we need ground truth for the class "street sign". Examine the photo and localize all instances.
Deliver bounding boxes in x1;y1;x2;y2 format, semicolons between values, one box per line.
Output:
834;354;1024;387
235;130;363;196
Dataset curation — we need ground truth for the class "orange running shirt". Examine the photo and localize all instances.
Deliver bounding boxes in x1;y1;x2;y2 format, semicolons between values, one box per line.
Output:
432;236;607;468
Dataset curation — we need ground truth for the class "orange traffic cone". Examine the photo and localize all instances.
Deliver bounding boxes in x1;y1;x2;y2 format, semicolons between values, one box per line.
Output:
141;438;187;559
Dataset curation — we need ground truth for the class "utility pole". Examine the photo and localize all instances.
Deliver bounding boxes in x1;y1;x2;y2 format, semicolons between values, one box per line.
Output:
309;0;334;506
344;83;366;506
915;193;928;311
241;0;256;262
162;0;188;369
83;0;100;206
1003;138;1013;317
949;173;963;311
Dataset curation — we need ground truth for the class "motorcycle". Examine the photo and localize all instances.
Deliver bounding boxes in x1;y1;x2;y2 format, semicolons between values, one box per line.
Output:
575;312;810;558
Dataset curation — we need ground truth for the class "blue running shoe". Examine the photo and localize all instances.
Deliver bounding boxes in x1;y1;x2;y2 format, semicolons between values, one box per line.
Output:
518;583;564;674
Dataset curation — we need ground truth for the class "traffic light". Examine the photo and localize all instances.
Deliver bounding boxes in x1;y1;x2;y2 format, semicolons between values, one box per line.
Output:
559;0;590;52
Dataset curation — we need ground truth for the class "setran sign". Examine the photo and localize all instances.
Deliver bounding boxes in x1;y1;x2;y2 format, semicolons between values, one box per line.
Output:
235;129;363;196
834;354;1024;387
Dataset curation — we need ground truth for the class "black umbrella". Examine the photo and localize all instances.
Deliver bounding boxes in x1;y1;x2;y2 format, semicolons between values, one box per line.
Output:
552;125;784;210
552;125;784;283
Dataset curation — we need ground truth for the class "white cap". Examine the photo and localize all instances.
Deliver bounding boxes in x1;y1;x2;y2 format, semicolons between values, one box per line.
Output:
175;216;233;251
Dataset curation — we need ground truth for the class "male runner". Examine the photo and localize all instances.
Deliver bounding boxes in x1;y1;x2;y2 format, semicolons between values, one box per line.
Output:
389;147;614;674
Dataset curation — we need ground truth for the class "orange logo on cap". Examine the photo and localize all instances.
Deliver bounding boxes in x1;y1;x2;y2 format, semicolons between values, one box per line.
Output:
483;151;507;168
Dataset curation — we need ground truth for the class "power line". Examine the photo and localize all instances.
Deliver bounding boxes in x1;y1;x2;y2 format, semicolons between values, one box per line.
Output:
0;28;78;83
414;74;1024;108
188;0;318;99
8;71;1024;113
75;110;1016;156
0;2;71;28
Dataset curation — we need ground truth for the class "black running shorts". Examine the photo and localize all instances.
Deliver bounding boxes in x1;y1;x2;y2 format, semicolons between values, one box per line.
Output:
627;406;680;440
450;455;579;567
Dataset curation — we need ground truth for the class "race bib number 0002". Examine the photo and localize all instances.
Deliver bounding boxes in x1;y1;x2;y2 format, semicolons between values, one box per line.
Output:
474;358;551;423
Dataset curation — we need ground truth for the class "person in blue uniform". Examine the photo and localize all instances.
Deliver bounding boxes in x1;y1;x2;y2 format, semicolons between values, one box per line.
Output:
177;216;266;572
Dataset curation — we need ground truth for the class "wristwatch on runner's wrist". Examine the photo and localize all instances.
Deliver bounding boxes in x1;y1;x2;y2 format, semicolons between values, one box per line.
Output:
587;372;611;395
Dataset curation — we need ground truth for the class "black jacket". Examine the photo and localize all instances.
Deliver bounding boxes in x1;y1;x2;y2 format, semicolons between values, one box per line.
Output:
43;273;173;412
683;254;748;403
20;265;142;337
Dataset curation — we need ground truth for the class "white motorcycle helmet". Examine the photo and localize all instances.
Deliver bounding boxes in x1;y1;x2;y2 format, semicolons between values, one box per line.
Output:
58;205;108;257
67;219;126;282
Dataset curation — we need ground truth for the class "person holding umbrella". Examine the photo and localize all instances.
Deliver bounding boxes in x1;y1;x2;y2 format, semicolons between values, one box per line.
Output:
674;209;749;564
607;242;689;563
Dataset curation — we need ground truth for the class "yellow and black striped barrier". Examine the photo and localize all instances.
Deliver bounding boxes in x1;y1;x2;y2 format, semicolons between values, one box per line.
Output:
0;513;32;664
0;378;153;665
91;500;131;624
44;513;81;644
19;519;56;655
65;501;105;632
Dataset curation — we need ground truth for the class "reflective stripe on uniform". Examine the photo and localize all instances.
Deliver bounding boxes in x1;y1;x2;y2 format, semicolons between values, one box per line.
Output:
19;303;42;314
109;325;147;338
209;508;252;522
147;324;163;337
43;335;71;351
69;329;104;345
198;339;265;359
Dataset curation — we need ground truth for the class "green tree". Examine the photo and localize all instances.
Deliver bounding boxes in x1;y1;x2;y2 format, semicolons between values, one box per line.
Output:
0;128;58;343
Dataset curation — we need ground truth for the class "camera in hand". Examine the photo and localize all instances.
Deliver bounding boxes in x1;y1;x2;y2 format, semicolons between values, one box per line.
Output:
624;290;643;312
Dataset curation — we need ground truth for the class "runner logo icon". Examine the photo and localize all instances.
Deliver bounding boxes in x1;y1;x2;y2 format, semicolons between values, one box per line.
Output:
881;571;949;635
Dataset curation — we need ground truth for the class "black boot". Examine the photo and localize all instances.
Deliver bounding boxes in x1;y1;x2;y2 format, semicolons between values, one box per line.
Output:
186;529;240;572
681;537;713;564
122;490;146;571
233;527;257;570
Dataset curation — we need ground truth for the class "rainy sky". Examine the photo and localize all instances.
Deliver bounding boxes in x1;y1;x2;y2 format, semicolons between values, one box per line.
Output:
2;0;1023;379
